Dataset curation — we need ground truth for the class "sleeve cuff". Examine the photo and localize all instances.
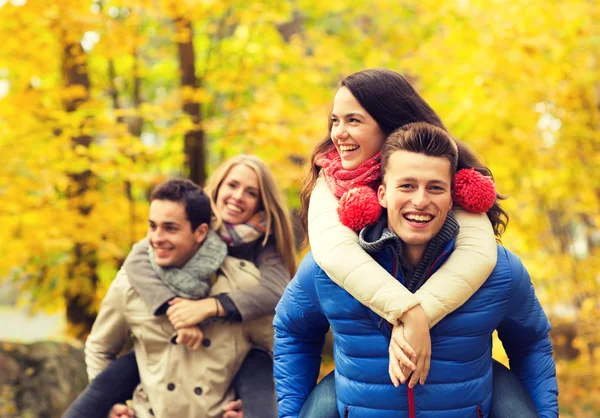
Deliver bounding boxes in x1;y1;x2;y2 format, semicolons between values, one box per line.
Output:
215;294;242;322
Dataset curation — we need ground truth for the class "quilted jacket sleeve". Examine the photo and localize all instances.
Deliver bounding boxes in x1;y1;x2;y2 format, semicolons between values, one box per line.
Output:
497;249;558;418
273;253;330;418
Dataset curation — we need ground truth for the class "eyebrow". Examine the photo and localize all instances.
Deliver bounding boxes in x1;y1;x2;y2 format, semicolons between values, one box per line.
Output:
148;220;180;227
397;177;450;187
429;180;450;188
330;112;366;119
227;179;259;194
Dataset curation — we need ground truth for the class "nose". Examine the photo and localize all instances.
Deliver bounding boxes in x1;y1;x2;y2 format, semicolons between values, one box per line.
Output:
331;122;348;141
150;227;165;242
232;187;244;201
411;189;430;209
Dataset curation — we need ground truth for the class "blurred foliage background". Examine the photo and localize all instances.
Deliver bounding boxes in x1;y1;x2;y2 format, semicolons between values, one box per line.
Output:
0;0;598;416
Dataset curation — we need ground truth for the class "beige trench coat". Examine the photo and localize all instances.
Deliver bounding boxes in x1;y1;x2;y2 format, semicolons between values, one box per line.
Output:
85;256;273;418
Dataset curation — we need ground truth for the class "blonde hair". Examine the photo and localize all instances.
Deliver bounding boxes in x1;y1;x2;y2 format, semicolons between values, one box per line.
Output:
205;155;297;277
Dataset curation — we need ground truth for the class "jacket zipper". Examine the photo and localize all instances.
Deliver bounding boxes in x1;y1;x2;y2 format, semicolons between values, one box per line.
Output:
408;386;416;418
393;253;417;418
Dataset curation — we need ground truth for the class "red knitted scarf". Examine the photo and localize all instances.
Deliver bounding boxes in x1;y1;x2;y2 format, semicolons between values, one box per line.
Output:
315;149;382;197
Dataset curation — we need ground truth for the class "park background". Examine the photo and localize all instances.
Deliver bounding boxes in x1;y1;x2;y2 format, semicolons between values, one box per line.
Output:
0;0;598;416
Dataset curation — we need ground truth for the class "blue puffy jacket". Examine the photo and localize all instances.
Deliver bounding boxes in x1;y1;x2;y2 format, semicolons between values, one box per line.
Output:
274;244;558;418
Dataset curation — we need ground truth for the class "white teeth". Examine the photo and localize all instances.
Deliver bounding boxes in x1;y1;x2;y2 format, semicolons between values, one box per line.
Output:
405;214;433;222
340;145;359;152
226;203;242;213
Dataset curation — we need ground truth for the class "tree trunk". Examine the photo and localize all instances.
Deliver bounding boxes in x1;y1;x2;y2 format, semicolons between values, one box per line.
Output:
61;39;98;340
176;17;206;186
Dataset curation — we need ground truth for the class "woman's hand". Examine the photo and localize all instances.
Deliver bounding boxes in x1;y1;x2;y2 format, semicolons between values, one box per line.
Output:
388;323;416;387
223;399;244;418
399;305;431;388
166;297;217;329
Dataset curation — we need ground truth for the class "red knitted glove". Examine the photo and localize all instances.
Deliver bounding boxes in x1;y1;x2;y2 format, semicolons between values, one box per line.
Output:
452;168;496;213
338;186;382;231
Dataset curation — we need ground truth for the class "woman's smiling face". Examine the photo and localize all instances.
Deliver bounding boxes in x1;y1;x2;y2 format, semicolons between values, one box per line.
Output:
330;87;386;170
215;164;261;225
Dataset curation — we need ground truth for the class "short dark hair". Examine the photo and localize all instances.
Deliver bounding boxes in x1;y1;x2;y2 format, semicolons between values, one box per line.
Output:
150;179;212;231
381;122;458;181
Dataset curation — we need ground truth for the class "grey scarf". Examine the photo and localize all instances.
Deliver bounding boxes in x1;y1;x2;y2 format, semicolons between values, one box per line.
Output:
148;230;227;299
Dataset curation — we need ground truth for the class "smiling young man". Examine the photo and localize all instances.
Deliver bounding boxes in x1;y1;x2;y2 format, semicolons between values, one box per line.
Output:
82;179;271;418
274;123;558;417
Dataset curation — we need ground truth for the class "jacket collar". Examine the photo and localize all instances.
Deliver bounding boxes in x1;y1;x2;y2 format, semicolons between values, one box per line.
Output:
359;211;459;292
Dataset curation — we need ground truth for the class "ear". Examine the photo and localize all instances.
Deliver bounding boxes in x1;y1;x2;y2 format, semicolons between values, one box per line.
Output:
194;223;209;244
377;184;388;208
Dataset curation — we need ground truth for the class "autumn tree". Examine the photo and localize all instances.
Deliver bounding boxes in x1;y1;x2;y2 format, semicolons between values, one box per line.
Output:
0;1;598;413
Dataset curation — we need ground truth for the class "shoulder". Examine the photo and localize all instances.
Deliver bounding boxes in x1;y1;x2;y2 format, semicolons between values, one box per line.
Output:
256;237;282;262
295;252;325;280
227;236;276;264
276;253;326;318
220;255;260;280
490;246;531;295
110;269;134;292
100;269;137;309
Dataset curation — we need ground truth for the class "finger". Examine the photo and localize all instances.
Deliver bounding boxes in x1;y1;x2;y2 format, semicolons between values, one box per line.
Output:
420;353;431;385
168;297;184;305
400;364;412;381
191;335;201;351
111;404;128;415
409;354;422;388
392;334;416;359
176;333;186;345
389;345;407;383
388;360;400;387
173;319;190;330
390;357;405;386
224;399;242;411
178;319;193;328
390;341;415;370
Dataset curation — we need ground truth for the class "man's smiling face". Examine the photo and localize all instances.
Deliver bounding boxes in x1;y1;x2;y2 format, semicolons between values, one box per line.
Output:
378;150;453;264
147;199;207;268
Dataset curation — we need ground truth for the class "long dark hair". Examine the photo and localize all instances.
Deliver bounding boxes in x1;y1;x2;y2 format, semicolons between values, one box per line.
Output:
299;68;508;241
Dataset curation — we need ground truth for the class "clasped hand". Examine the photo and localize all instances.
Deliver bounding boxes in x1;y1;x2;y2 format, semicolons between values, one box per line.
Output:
388;305;431;389
166;297;216;351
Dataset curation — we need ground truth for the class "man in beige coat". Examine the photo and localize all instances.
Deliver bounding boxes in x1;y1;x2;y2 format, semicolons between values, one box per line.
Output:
85;179;272;418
